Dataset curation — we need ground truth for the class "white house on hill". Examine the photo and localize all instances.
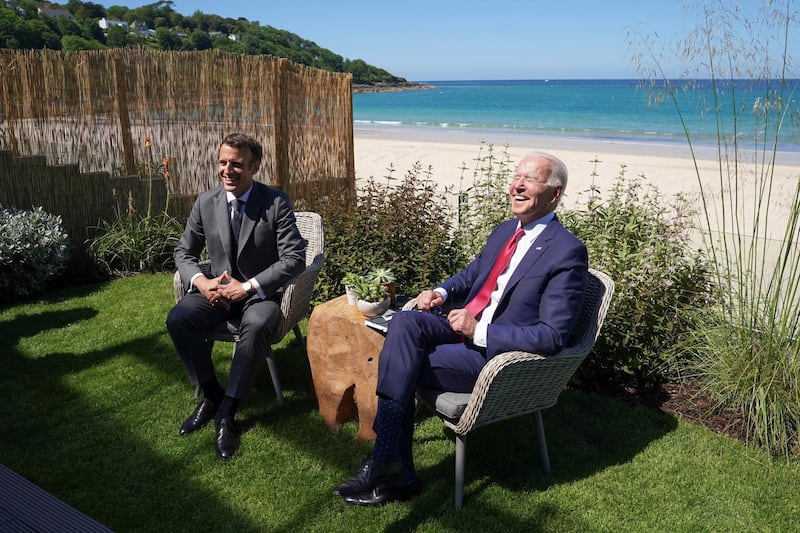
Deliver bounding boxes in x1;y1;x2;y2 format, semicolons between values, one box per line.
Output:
98;17;129;32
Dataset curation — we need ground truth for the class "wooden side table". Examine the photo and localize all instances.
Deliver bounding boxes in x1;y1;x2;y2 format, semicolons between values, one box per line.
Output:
306;295;386;441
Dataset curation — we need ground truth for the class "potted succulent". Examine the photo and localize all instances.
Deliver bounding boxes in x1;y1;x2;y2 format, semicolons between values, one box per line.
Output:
351;274;391;317
368;267;397;305
343;272;362;305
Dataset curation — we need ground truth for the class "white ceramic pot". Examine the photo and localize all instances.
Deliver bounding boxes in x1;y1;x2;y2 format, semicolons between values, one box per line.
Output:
357;297;391;317
344;286;358;305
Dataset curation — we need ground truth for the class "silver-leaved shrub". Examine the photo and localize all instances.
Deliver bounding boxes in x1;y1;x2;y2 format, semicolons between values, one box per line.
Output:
0;205;70;303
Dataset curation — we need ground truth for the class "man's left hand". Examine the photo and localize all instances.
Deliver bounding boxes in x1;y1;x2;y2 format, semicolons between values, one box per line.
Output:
218;271;250;303
447;308;477;339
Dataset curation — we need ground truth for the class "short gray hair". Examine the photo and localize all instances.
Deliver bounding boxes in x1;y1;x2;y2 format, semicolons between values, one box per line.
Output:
525;151;568;189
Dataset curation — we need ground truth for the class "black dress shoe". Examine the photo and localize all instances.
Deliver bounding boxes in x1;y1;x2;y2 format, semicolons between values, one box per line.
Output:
214;418;240;460
343;477;422;507
332;456;402;496
179;398;218;435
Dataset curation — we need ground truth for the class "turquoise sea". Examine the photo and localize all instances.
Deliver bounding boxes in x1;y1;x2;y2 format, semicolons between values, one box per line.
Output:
353;79;800;152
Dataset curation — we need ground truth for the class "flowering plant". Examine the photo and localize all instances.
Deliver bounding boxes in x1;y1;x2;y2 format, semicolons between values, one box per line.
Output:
560;165;714;388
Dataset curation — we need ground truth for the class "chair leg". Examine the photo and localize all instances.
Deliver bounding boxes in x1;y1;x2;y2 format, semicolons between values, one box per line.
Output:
293;324;307;357
534;411;551;474
265;347;285;405
455;434;466;509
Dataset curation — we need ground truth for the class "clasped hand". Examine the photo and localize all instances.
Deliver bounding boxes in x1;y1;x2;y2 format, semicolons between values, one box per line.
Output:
416;289;477;339
196;271;247;310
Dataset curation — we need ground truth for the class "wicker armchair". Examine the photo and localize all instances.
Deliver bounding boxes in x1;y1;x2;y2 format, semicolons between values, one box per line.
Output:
414;268;614;508
172;211;324;405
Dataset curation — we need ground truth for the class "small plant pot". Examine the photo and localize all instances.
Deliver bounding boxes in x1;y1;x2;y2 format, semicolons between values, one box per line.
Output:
357;297;391;317
383;282;397;306
344;285;358;305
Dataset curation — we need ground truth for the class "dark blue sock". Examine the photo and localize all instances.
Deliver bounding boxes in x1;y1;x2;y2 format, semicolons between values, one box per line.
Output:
371;396;404;464
399;397;417;483
216;395;239;421
200;378;224;405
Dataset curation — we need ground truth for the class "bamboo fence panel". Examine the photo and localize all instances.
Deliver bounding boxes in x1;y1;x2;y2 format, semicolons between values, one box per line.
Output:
0;48;354;216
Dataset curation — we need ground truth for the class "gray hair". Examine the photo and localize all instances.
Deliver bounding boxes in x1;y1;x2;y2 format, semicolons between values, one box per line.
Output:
524;151;569;190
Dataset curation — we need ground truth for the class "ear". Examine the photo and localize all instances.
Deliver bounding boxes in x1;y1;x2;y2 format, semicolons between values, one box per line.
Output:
251;161;261;173
551;185;563;204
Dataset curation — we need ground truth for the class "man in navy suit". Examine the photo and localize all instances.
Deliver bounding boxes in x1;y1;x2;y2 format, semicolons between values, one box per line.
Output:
333;152;588;505
166;133;306;460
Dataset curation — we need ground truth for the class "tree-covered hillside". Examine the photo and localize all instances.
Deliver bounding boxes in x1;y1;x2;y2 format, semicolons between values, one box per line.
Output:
0;0;407;84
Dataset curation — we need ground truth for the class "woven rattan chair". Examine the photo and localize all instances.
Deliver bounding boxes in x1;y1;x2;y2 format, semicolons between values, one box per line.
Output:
414;268;614;508
172;211;324;405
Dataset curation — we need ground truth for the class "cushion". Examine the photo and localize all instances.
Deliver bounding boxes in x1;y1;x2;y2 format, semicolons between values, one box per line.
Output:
417;388;472;420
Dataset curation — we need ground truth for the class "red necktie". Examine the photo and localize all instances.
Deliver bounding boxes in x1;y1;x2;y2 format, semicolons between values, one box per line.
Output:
464;227;525;318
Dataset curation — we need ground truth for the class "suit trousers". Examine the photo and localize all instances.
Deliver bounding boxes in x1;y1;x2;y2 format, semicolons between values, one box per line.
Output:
166;291;280;400
375;310;489;405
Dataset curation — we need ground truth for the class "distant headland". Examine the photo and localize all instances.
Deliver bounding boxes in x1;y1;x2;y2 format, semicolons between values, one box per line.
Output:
353;82;436;93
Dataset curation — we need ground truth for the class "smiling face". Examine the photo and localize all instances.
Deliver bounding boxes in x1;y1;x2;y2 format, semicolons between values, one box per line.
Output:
218;143;260;197
508;155;563;226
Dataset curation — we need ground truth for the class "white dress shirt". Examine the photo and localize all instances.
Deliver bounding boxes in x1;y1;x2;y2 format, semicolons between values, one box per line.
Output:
436;212;555;347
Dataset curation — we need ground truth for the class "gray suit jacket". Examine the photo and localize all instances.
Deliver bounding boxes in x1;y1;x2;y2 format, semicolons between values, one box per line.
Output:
175;181;306;298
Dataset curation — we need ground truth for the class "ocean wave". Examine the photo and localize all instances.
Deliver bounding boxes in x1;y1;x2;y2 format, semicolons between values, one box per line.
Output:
354;120;403;126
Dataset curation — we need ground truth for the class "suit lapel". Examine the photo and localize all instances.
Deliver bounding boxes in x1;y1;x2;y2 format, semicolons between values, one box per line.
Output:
503;218;560;293
237;183;262;256
467;221;517;300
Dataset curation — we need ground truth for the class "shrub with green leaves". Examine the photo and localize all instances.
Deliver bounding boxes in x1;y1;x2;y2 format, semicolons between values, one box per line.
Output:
560;167;714;389
0;205;70;303
454;143;515;259
314;162;466;304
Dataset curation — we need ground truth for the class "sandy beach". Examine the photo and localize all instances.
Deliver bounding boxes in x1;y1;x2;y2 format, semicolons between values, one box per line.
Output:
354;125;800;245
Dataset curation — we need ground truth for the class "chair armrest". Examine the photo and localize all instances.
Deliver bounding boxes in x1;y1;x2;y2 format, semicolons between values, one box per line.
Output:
447;349;588;435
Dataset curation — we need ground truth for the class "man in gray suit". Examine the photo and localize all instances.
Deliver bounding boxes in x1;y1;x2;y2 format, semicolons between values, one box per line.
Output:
166;133;306;460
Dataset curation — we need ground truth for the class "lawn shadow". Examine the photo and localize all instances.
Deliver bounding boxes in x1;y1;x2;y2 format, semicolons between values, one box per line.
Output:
0;305;302;531
1;307;99;344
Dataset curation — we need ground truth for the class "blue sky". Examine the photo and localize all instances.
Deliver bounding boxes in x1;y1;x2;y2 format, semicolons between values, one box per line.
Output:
107;1;793;81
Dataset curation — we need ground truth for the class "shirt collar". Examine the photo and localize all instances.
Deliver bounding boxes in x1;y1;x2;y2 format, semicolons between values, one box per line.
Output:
520;212;555;232
225;185;253;204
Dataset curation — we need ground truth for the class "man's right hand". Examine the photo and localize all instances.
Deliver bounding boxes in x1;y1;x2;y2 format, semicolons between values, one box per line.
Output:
195;272;231;310
416;289;444;311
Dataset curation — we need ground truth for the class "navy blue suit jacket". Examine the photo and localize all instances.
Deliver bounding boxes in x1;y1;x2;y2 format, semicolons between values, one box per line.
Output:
440;216;588;359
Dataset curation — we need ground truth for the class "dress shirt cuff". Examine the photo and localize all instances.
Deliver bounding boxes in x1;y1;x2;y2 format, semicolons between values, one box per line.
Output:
434;287;448;302
472;321;488;347
189;272;203;291
250;278;266;299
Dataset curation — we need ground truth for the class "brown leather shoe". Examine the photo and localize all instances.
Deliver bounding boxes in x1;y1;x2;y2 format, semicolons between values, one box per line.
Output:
179;399;218;436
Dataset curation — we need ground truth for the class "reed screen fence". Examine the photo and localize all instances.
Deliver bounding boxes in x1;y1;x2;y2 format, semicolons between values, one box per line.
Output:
0;48;355;222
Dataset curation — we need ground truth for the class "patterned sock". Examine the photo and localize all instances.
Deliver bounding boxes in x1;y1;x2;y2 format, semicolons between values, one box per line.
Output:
371;396;404;464
399;397;417;483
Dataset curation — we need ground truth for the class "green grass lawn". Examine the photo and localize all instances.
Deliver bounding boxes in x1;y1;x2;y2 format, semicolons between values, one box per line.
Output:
2;274;799;532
